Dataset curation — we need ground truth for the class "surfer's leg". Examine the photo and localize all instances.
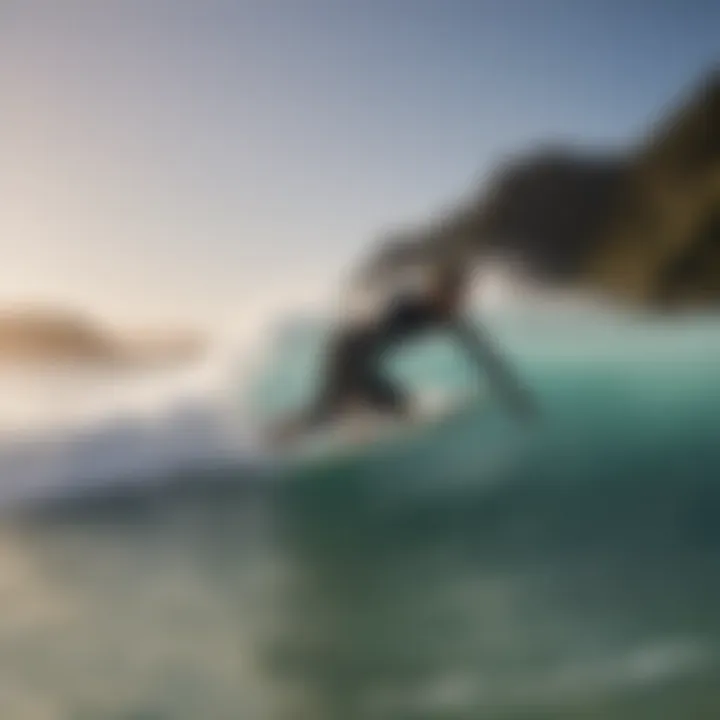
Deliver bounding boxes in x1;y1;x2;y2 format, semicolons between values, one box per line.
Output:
267;365;356;444
305;327;378;422
361;370;409;416
267;398;336;445
267;327;379;444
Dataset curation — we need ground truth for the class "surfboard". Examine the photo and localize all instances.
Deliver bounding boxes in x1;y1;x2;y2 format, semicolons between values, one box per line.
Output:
276;388;484;467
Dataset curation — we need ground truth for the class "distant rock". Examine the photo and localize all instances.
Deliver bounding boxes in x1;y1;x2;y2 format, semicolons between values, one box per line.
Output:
120;327;207;367
0;307;206;369
0;309;117;366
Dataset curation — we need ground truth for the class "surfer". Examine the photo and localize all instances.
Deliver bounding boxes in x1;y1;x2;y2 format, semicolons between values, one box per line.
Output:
269;264;537;445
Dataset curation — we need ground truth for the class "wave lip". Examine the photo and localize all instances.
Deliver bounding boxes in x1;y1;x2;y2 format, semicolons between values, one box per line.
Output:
0;351;265;508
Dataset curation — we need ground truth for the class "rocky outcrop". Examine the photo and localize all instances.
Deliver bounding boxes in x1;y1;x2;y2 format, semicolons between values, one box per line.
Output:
587;70;720;307
0;308;205;368
0;309;118;365
365;69;720;309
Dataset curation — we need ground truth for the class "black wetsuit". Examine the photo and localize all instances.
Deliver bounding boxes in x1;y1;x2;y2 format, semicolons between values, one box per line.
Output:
308;295;450;424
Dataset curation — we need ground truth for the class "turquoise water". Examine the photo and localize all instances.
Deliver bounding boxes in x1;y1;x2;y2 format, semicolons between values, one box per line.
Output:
2;311;720;719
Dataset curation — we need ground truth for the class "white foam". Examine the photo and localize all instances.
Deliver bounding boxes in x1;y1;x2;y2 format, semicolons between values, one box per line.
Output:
363;637;710;715
0;345;266;508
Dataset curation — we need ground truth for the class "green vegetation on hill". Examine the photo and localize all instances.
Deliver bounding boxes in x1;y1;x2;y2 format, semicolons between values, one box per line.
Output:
364;69;720;310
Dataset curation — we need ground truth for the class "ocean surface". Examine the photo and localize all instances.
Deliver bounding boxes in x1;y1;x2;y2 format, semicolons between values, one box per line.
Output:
1;308;720;719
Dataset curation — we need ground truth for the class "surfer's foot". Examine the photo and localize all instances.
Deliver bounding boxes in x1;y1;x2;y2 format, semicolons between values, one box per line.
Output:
265;417;304;448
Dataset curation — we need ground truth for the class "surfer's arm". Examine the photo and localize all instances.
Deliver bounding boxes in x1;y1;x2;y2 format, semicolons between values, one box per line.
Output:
448;316;538;422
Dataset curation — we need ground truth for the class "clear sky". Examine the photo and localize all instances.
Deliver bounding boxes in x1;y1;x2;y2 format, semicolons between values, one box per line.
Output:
1;0;718;332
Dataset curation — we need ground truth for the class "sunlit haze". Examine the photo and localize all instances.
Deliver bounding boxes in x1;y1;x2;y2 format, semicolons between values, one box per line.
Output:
2;0;718;335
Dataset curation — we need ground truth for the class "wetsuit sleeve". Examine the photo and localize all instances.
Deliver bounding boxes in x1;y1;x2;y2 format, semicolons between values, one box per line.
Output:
381;295;444;336
449;316;538;420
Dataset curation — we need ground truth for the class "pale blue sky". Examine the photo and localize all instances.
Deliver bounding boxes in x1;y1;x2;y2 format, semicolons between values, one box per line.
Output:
1;0;718;331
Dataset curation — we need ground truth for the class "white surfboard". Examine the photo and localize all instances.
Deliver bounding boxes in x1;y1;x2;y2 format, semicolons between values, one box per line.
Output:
278;387;483;466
